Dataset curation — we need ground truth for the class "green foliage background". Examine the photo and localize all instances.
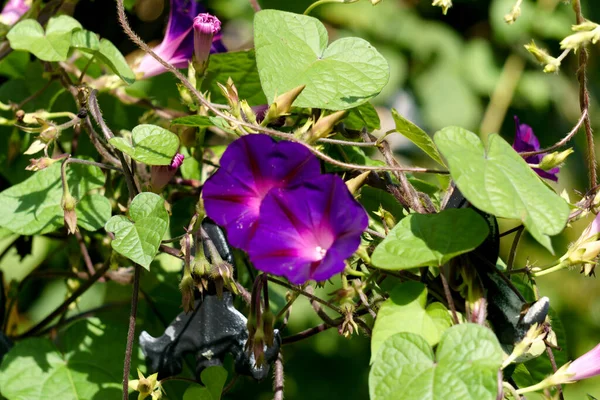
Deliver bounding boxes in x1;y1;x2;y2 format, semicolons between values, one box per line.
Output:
1;0;600;398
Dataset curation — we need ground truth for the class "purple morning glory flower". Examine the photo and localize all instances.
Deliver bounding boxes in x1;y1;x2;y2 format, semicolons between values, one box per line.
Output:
247;175;368;284
137;0;226;78
0;0;30;26
566;342;600;381
512;116;559;182
202;134;321;250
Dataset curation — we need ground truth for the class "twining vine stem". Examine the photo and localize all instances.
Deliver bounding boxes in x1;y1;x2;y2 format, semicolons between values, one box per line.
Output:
572;0;596;190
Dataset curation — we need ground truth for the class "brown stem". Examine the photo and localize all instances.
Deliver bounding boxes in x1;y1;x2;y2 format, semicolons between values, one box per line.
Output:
440;266;459;325
122;265;141;400
545;345;564;400
248;0;261;12
273;353;284;400
282;323;331;345
572;0;597;190
519;109;587;157
267;277;342;314
75;230;105;282
507;225;524;272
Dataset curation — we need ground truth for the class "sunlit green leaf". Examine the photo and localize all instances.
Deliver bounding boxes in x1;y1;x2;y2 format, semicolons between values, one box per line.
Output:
105;192;169;269
254;10;389;110
371;208;489;270
7;16;82;61
434;126;569;252
369;324;503;400
109;124;179;166
0;162;107;235
371;281;452;363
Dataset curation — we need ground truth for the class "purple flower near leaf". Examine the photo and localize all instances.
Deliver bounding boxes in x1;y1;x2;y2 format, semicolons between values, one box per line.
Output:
202;134;321;250
137;0;226;78
512;116;559;182
566;342;600;381
151;152;184;192
0;0;30;26
248;175;368;284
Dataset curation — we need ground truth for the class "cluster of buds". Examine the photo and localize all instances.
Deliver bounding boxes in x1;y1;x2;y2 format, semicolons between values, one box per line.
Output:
23;118;60;156
128;369;164;400
524;41;562;74
295;110;347;144
245;276;275;367
560;20;600;52
502;323;548;368
559;212;600;276
537;148;574;171
332;278;367;337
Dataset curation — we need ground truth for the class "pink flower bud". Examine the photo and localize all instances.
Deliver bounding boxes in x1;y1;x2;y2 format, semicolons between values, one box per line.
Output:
151;152;184;192
193;13;221;67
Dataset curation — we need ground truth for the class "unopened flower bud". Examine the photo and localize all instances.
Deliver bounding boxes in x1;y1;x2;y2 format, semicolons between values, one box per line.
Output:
193;13;221;70
302;110;346;144
264;85;306;123
262;309;275;347
179;270;195;313
561;22;600;51
502;323;546;367
26;157;58;171
345;171;370;195
151;152;184;192
524;41;560;74
217;78;240;117
374;206;396;229
538;148;573;171
432;0;452;14
61;192;78;234
504;2;521;24
339;303;358;338
240;100;257;124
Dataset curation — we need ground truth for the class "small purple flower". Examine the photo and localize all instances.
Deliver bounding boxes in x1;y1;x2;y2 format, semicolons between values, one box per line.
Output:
193;13;221;66
151;152;184;191
512;116;559;182
137;0;226;78
566;342;600;381
202;134;321;250
0;0;30;26
247;175;368;284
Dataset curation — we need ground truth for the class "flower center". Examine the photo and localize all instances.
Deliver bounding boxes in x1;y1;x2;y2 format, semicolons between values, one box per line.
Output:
314;246;327;260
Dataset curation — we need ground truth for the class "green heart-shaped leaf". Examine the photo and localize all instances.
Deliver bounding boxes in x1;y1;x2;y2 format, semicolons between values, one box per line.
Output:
7;15;82;61
254;10;389;110
109;124;179;165
0;161;108;235
371;208;489;270
183;366;228;400
105;192;169;269
433;126;569;253
71;30;136;85
371;282;452;363
369;324;503;400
